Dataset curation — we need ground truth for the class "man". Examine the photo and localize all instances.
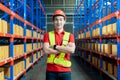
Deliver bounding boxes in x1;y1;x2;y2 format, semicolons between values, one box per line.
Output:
43;9;75;80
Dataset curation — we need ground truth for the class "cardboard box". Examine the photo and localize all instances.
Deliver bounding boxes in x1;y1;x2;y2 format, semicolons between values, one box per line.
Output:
19;44;24;54
95;43;98;51
92;30;95;37
2;20;7;33
34;31;37;38
38;43;40;48
0;45;9;60
4;66;10;78
114;65;117;78
107;24;112;35
38;52;40;58
26;57;30;68
21;26;23;36
101;44;105;53
95;57;97;66
97;59;100;68
82;43;84;48
112;23;117;34
98;44;100;52
14;24;16;35
17;25;19;35
38;34;40;38
108;63;113;74
26;29;28;37
104;44;112;54
103;60;106;70
34;43;37;49
96;28;100;37
14;63;17;76
112;44;117;55
7;23;10;33
86;32;90;38
34;53;36;61
0;68;4;80
0;19;2;32
88;43;90;49
0;46;3;60
80;33;83;39
102;26;107;35
4;46;9;59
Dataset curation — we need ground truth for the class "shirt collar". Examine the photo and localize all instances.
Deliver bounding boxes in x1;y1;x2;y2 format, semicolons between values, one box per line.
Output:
54;29;65;34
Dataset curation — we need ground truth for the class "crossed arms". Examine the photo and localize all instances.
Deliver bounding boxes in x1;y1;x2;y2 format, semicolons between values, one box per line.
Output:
43;42;75;54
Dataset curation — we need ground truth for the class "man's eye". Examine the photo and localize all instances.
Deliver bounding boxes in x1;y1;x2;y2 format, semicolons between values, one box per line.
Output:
60;19;63;21
55;19;58;21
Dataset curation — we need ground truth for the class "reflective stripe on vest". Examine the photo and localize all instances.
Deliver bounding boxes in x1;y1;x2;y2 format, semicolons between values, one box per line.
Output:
47;31;56;63
47;31;71;67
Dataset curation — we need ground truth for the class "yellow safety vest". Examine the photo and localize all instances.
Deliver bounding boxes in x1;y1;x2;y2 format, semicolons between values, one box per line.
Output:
47;31;71;67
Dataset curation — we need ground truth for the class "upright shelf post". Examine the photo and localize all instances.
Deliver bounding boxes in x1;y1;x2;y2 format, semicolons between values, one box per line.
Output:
117;0;120;80
9;0;14;80
23;0;27;78
83;0;87;60
98;0;103;79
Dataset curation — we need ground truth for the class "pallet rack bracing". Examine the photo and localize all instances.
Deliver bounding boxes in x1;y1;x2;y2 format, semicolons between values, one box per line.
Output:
74;0;120;80
0;0;46;80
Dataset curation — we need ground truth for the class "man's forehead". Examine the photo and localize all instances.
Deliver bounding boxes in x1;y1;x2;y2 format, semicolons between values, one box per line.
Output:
54;16;64;19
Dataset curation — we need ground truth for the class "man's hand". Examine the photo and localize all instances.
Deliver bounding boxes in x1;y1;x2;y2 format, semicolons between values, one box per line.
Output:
43;43;60;54
49;45;54;49
55;42;75;54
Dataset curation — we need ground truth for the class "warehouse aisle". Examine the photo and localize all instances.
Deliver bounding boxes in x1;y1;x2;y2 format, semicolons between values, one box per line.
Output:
19;56;47;80
71;55;101;80
20;55;101;80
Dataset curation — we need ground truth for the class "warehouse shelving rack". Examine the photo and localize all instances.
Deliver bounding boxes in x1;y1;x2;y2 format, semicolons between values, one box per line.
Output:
74;0;120;80
0;0;45;80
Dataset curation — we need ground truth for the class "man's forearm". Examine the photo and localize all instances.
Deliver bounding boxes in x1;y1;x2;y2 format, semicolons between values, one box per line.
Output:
56;45;75;53
43;47;60;54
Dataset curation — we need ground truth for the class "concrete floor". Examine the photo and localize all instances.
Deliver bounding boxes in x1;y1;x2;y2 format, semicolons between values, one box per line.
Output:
19;55;102;80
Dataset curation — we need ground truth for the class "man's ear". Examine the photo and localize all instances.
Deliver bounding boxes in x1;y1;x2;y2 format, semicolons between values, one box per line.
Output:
64;19;66;23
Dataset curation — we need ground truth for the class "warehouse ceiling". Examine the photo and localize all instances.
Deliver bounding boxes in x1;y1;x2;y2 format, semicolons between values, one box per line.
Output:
44;0;76;15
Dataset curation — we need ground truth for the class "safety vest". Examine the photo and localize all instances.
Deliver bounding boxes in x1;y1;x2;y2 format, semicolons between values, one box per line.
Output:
47;31;71;67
